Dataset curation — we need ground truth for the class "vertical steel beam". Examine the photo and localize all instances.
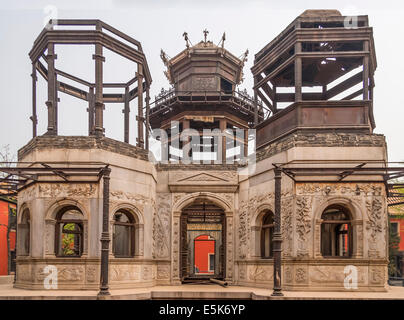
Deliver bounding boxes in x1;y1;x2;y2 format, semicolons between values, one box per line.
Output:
54;74;58;135
31;63;38;138
363;41;370;100
253;77;258;125
220;119;226;163
272;167;283;296
124;86;130;143
272;85;277;112
94;22;105;137
45;43;57;135
136;64;144;148
98;167;111;297
88;87;95;135
294;42;302;102
244;128;248;159
145;86;150;151
182;119;190;161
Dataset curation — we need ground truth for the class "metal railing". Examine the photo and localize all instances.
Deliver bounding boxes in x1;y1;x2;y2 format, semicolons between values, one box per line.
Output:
149;88;266;119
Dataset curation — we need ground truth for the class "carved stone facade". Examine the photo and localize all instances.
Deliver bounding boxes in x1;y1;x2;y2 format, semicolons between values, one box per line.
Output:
15;133;389;291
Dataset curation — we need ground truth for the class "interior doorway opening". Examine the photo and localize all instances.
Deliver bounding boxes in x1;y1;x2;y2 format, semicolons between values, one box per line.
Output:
180;199;226;282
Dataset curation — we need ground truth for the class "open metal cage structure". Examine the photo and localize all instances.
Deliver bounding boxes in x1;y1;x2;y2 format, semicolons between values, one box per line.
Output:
30;19;152;149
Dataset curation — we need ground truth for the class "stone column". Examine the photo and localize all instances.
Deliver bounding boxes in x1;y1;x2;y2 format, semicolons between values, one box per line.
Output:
98;168;111;297
272;167;283;296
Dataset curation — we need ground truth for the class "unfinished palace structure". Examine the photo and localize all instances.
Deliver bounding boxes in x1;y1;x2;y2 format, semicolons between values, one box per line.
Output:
6;10;403;293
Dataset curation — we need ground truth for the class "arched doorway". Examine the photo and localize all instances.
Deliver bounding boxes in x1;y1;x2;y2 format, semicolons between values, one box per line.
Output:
180;199;225;281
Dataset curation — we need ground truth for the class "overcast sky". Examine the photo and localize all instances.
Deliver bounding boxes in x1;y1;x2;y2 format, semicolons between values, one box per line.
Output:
0;0;403;162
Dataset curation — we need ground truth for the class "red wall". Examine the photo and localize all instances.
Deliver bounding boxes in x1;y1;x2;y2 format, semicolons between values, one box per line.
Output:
391;218;404;251
194;235;215;274
0;200;16;275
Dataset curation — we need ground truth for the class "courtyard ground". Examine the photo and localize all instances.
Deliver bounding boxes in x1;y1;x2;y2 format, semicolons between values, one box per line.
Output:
0;281;404;300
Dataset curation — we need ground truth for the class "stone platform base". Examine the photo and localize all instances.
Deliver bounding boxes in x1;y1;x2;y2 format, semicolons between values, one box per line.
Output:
0;276;14;285
0;284;404;300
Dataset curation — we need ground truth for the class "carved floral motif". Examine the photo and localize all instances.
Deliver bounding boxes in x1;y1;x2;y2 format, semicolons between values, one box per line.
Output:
39;184;96;198
295;196;311;257
153;193;171;258
366;197;384;258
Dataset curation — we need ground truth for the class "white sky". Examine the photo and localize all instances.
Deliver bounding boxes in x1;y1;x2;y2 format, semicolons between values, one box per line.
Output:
0;0;403;162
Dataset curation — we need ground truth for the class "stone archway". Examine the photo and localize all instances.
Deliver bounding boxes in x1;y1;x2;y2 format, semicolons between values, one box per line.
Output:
171;192;234;284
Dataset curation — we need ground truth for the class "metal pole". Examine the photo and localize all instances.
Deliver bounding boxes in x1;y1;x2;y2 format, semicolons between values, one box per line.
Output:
98;167;111;297
272;167;283;296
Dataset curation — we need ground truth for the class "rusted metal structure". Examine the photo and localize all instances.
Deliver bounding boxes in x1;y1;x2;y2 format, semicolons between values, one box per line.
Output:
29;19;152;148
150;32;261;162
252;10;376;148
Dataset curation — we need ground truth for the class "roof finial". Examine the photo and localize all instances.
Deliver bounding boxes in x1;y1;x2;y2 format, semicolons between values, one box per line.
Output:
240;49;249;66
203;28;209;44
183;31;190;49
160;49;169;67
218;32;226;48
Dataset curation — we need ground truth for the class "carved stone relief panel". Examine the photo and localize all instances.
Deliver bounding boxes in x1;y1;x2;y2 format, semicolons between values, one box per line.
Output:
366;197;384;258
281;194;294;257
153;193;171;259
157;264;170;280
39;183;97;198
309;265;366;285
248;265;273;282
110;265;141;281
295;196;312;258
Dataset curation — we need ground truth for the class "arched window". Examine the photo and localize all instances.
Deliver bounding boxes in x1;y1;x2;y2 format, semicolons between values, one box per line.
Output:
321;205;352;257
55;206;83;257
261;211;274;258
19;209;30;256
113;210;135;258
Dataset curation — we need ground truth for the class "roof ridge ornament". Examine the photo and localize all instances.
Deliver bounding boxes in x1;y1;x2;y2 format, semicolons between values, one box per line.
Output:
182;31;191;49
203;28;209;46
